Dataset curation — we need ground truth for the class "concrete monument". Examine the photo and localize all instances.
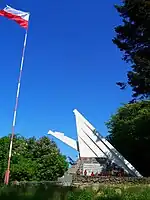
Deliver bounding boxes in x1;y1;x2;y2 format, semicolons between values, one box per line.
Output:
48;109;142;177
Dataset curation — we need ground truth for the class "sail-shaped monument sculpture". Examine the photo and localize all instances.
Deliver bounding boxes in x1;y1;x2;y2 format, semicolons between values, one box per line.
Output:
48;109;142;177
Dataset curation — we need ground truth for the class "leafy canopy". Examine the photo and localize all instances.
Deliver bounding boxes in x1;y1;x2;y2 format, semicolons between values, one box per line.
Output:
113;0;150;99
106;100;150;177
0;135;68;182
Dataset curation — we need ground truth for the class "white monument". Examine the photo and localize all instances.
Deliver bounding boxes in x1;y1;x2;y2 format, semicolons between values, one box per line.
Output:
48;109;142;177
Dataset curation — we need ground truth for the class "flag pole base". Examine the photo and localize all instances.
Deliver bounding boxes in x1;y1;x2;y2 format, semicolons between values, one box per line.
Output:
4;169;10;185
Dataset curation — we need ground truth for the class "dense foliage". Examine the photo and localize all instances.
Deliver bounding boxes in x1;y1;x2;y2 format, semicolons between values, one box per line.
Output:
113;0;150;99
106;100;150;177
0;135;68;182
0;184;150;200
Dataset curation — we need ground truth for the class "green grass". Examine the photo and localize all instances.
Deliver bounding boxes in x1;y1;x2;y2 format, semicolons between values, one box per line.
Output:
0;184;150;199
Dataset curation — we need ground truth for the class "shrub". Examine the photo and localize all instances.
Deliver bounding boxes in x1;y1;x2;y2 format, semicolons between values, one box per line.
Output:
0;184;150;199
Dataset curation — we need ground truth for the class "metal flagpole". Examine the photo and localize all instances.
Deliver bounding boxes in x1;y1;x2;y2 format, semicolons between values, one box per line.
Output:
4;28;29;185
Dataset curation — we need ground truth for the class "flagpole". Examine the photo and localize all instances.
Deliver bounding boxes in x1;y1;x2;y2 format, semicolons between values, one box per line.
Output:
4;28;28;185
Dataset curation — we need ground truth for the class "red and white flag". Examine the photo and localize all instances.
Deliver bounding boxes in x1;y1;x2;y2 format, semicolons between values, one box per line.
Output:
0;5;29;29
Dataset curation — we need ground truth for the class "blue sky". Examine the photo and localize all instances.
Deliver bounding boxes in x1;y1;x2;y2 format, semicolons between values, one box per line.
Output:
0;0;131;160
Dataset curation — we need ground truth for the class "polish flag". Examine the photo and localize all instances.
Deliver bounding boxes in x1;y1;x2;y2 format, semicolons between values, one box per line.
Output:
0;5;29;29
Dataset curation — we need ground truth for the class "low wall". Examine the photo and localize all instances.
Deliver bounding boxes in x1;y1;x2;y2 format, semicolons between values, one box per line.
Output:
72;175;150;187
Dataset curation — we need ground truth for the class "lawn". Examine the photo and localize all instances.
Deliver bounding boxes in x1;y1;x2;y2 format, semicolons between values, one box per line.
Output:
0;184;150;199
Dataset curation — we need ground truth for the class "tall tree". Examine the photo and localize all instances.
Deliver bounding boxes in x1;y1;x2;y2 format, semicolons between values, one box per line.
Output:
106;100;150;177
0;135;68;182
113;0;150;99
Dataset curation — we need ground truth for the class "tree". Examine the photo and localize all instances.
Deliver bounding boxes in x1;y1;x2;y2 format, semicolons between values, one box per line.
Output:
28;137;68;181
113;0;150;99
0;135;68;182
0;136;10;182
106;100;150;176
10;135;36;181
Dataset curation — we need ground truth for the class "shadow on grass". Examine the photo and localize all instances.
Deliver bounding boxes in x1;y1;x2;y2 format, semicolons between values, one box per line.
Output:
0;184;78;200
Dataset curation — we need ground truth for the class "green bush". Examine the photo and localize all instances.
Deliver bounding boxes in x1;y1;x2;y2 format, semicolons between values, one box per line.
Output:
67;189;94;200
0;184;150;199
